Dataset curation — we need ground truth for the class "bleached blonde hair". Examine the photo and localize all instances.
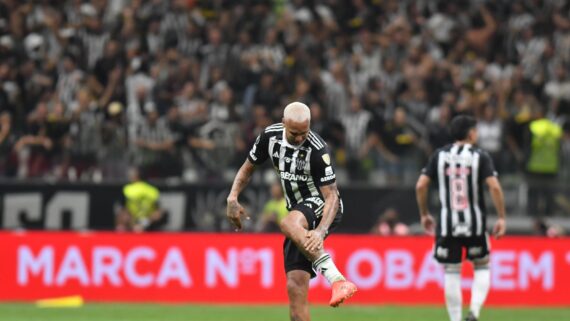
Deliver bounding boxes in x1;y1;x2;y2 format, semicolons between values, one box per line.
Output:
283;102;311;123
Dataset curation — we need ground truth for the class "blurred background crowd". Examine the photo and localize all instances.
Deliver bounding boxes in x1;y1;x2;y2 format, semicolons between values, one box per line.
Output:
0;0;569;192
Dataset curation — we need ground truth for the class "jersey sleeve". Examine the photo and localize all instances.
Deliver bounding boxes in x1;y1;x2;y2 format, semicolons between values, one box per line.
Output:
479;151;498;179
312;146;336;186
247;131;270;165
421;152;439;181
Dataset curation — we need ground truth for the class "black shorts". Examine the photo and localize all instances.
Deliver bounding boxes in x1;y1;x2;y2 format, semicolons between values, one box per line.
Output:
433;233;490;264
283;199;343;278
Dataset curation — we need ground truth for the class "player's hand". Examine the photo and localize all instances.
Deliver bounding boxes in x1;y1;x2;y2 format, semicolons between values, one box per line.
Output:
421;214;435;235
226;198;249;231
493;217;506;239
304;229;325;253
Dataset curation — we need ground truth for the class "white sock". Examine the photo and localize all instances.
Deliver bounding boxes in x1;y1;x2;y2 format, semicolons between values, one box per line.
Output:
313;253;345;284
444;265;463;321
470;266;490;318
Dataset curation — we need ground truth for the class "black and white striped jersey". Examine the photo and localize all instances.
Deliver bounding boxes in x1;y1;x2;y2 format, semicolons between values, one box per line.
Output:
248;123;341;217
422;143;498;238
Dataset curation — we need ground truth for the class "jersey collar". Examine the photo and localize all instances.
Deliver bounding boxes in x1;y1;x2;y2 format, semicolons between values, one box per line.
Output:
282;130;307;150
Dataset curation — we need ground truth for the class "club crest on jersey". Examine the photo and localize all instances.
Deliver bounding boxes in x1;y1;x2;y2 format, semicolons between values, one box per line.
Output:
296;159;307;170
322;154;331;165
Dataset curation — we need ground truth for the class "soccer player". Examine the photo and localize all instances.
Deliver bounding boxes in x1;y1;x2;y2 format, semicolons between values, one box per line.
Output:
415;115;507;321
227;102;357;320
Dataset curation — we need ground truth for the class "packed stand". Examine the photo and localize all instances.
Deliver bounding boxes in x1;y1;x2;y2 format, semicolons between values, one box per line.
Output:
0;0;569;192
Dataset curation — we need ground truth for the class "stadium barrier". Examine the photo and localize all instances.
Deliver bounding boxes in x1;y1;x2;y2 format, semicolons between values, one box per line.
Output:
1;232;568;306
0;181;419;232
0;181;545;233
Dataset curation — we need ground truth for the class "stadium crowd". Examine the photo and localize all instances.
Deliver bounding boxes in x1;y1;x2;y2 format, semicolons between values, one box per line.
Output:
0;0;569;187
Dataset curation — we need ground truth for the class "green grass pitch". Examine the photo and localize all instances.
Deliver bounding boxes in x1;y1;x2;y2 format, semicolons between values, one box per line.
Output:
1;304;568;321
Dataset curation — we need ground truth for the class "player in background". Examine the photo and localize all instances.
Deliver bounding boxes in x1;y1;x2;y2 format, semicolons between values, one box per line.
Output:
227;102;357;321
415;115;507;321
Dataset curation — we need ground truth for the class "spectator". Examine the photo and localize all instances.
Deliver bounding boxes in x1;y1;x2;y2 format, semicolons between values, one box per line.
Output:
322;61;349;121
533;218;565;237
56;54;84;109
0;112;17;177
506;89;536;168
14;103;56;178
78;4;111;70
561;121;570;182
525;107;563;216
477;103;504;172
465;5;497;55
341;96;373;181
99;101;129;180
175;81;207;125
253;71;280;116
0;0;567;192
199;27;229;90
371;208;409;236
427;96;454;151
377;56;404;99
365;107;421;184
133;104;175;179
126;58;155;128
544;65;570;117
256;182;288;233
116;168;164;233
402;42;434;83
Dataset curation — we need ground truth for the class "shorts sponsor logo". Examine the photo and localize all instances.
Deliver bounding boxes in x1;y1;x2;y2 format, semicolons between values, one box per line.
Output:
305;197;324;207
469;247;482;256
436;246;449;258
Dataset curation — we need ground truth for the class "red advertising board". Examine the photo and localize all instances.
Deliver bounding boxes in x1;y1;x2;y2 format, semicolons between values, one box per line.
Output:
0;232;569;306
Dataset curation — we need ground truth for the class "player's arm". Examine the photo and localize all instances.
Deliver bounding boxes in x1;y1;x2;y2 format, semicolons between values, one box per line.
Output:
304;144;338;252
415;174;430;217
226;159;256;230
416;151;438;234
486;176;506;238
480;151;506;238
318;182;339;234
304;182;339;252
415;174;435;234
226;130;269;230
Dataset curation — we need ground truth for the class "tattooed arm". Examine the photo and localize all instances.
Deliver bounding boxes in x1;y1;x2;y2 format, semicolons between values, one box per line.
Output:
226;159;257;230
304;182;339;252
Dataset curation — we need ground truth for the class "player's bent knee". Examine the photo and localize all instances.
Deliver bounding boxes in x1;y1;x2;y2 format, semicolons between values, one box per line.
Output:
279;217;293;236
280;211;308;234
279;212;302;236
